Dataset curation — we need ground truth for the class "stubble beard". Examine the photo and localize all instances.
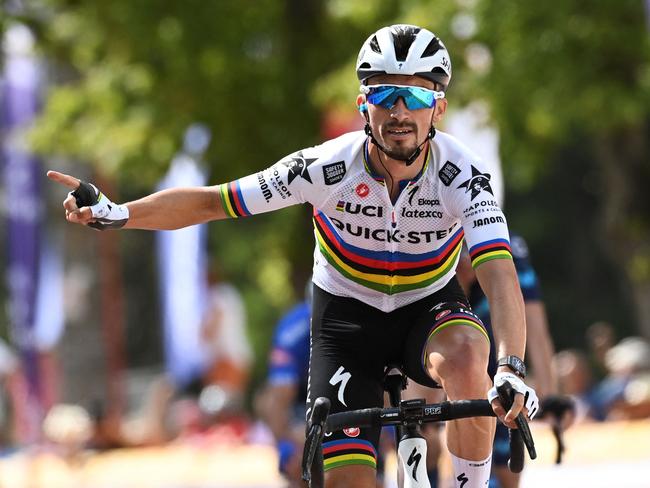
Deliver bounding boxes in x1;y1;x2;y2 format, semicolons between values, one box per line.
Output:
379;126;419;162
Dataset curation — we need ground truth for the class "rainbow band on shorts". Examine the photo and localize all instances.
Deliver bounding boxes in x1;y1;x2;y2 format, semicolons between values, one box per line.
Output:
422;312;490;367
323;439;377;471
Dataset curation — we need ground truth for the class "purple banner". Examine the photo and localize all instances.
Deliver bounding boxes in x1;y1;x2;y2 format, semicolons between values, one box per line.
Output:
1;24;44;441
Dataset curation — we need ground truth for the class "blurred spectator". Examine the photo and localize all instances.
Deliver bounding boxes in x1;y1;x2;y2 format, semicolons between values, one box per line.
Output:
200;265;253;419
42;403;93;464
554;349;597;423
254;283;311;487
0;338;31;447
585;321;616;381
595;337;650;420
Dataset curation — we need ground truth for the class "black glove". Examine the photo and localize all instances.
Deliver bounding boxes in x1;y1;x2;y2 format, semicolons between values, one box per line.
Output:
70;181;129;230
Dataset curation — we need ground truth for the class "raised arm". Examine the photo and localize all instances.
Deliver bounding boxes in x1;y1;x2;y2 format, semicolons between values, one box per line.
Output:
48;170;229;230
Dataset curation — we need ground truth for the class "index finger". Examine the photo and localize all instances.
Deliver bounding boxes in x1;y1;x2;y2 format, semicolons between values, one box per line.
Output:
47;170;81;190
505;394;525;423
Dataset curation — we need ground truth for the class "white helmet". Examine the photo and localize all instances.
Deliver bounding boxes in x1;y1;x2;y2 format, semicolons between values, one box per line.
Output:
356;24;452;89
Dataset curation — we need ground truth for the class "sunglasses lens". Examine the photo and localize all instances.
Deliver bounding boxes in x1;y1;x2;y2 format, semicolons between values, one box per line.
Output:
366;85;437;110
366;86;399;107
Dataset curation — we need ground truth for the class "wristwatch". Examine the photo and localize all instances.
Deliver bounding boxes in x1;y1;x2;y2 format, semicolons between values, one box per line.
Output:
497;355;527;378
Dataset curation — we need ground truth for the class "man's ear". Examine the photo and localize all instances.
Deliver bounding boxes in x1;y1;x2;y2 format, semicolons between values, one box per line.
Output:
356;94;368;116
433;98;448;124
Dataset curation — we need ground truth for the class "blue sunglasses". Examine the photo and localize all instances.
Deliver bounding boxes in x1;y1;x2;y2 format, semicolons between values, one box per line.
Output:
360;84;445;111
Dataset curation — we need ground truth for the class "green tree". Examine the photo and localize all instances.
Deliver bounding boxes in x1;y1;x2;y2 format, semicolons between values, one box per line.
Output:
469;0;650;340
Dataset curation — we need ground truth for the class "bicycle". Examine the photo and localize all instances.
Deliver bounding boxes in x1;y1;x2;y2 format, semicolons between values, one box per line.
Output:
302;367;537;488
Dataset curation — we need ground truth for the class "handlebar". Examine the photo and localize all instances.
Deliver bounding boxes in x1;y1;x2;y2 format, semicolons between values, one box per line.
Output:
496;381;537;472
301;381;536;486
537;394;575;464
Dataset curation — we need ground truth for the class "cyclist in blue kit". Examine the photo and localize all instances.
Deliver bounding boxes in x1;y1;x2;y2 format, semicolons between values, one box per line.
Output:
255;293;311;486
49;24;539;488
455;235;559;488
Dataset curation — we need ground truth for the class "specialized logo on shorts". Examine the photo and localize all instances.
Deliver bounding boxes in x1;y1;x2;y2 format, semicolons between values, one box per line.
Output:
343;427;360;438
457;165;493;200
439;161;461;186
323;161;346;185
281;152;317;184
355;183;370;198
329;366;351;407
435;309;451;321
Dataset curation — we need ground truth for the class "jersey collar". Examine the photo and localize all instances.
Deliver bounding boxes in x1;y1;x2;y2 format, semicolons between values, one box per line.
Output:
362;139;430;189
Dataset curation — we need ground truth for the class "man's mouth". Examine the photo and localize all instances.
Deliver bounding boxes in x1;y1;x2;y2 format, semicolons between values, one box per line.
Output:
386;126;415;138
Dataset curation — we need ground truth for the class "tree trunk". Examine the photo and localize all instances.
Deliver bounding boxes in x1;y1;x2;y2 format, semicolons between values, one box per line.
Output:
598;122;650;339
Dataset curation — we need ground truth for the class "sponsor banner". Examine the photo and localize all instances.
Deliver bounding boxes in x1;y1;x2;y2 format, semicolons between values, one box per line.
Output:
2;24;50;442
156;155;209;385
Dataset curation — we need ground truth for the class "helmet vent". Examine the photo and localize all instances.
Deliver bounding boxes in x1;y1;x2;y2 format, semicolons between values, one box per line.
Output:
369;36;382;54
422;38;443;58
358;62;371;69
392;26;419;62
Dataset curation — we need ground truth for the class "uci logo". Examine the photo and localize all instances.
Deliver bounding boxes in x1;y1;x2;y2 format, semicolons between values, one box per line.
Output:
336;200;383;217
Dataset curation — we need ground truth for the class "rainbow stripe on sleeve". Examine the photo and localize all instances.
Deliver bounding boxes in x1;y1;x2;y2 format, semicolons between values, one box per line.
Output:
218;181;252;218
469;238;512;268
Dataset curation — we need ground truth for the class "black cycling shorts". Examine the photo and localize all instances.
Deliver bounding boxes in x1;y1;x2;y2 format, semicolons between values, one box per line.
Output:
308;279;489;471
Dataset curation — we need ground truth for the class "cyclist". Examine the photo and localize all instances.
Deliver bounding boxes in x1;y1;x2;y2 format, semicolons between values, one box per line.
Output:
49;24;539;488
255;289;311;486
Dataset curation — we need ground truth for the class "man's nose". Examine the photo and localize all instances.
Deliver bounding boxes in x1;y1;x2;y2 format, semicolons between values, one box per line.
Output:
390;97;411;119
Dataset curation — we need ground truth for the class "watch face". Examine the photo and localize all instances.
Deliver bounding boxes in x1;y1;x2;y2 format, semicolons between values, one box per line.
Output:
500;356;526;377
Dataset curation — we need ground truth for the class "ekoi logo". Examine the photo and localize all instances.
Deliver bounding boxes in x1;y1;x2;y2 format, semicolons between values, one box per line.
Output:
355;183;370;198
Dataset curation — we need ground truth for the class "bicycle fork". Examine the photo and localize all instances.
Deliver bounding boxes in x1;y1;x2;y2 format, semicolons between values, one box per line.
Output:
385;372;431;488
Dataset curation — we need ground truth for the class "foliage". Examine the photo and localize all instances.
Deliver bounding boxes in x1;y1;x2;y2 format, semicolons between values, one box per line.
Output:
5;0;650;392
